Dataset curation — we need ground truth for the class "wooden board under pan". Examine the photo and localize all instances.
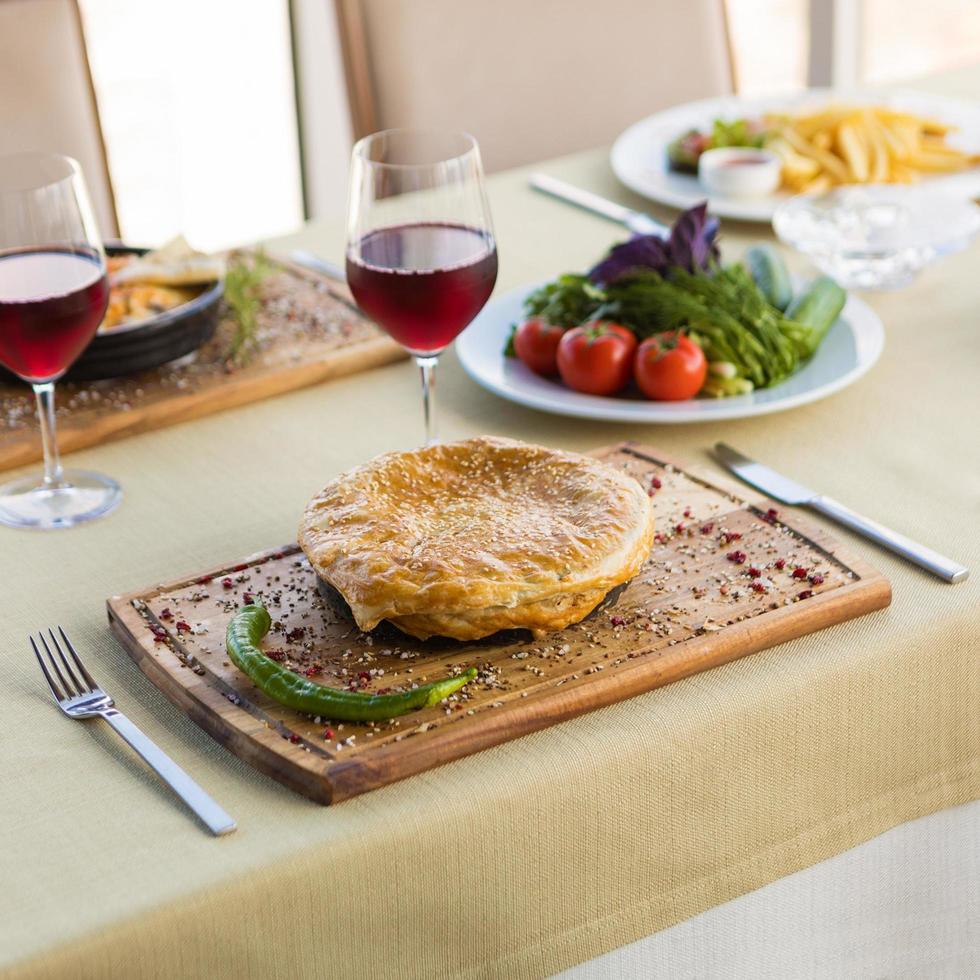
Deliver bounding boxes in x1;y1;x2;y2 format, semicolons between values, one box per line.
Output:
106;442;891;804
0;252;404;473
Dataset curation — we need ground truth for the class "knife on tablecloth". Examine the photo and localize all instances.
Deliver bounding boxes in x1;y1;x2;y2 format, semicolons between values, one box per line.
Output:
529;174;670;237
714;443;969;584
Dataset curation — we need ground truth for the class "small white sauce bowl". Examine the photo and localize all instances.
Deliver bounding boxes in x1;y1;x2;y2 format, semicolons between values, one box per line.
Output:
697;147;781;199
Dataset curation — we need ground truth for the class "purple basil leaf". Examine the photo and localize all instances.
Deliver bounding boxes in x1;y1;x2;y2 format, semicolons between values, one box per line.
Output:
668;202;719;272
588;203;720;283
588;234;670;284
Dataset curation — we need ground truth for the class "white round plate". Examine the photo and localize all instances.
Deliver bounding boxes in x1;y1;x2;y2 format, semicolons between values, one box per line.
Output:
610;89;980;223
456;281;885;424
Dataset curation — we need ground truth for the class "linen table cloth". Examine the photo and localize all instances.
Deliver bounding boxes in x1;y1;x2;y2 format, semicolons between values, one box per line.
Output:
1;67;978;979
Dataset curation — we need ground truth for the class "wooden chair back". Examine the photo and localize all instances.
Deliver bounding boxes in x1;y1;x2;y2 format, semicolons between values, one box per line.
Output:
0;0;119;236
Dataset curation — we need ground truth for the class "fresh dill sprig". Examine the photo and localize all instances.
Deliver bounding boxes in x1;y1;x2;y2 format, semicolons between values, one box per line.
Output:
224;250;275;363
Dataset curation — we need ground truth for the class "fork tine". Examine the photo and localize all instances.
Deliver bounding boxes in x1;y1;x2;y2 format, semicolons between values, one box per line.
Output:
47;628;89;695
57;626;98;690
31;635;65;701
40;631;80;697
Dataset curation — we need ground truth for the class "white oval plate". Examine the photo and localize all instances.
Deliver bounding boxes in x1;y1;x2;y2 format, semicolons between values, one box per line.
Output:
456;281;885;424
610;89;980;223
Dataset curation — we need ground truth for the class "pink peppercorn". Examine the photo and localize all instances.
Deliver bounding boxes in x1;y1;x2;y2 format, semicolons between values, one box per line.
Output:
797;589;813;600
792;567;808;579
175;621;192;633
242;592;254;604
221;577;233;589
289;733;302;744
809;573;825;585
701;522;715;535
751;582;766;593
610;616;625;627
774;558;786;570
675;523;685;533
748;567;762;578
323;727;334;740
651;476;662;490
158;608;173;620
726;550;747;564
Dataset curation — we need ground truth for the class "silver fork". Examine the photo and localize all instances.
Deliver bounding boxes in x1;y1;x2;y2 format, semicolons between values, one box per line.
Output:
31;627;236;836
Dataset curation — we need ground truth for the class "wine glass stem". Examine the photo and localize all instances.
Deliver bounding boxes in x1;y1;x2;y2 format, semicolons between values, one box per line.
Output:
416;355;438;446
33;382;66;489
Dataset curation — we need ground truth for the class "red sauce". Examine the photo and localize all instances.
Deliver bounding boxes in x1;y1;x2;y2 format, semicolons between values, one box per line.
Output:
718;156;769;167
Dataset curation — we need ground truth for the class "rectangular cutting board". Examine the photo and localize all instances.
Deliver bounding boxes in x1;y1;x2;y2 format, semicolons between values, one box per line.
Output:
0;254;404;474
107;443;891;804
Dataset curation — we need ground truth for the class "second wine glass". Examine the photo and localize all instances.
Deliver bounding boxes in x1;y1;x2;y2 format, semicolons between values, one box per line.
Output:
345;129;497;446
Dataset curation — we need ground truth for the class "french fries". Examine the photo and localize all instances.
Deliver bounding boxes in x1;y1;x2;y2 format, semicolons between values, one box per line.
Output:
764;104;979;191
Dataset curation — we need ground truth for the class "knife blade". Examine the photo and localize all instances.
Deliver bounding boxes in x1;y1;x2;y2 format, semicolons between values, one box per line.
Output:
713;442;969;584
529;174;669;238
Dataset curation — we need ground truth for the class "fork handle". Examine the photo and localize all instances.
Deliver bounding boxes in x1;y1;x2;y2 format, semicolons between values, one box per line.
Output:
102;710;237;835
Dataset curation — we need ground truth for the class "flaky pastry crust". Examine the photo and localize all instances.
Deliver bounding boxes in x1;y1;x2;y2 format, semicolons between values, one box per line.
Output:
298;437;655;640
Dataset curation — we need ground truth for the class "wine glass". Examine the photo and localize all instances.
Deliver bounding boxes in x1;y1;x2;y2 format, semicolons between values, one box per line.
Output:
0;152;121;529
345;129;497;445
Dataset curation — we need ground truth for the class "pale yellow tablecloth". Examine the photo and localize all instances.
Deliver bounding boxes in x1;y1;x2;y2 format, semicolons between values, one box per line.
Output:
2;71;979;980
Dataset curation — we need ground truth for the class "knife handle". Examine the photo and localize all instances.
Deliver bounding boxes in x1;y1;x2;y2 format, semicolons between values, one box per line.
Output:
810;495;969;583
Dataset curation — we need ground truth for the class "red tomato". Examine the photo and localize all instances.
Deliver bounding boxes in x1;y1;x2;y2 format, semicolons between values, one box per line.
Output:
513;318;565;376
556;321;637;396
634;332;707;401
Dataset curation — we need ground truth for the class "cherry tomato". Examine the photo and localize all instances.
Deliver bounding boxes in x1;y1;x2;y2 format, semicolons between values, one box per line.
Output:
634;332;707;401
513;318;565;376
556;321;637;396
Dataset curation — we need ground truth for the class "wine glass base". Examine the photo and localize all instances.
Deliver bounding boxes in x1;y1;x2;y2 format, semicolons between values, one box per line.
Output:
0;469;122;530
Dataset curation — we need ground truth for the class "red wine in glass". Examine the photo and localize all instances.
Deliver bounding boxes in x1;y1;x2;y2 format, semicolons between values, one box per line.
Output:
0;149;120;529
346;129;496;445
345;222;498;354
0;247;109;383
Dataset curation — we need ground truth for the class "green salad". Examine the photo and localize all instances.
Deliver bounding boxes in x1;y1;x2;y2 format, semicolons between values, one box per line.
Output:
505;204;845;401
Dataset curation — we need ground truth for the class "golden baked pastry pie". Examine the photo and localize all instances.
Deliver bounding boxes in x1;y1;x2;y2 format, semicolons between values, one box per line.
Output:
298;436;655;641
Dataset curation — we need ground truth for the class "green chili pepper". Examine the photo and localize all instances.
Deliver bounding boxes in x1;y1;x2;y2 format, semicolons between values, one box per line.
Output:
226;604;477;722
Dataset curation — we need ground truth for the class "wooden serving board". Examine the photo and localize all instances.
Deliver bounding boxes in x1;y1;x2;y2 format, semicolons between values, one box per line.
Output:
107;443;891;805
0;254;405;473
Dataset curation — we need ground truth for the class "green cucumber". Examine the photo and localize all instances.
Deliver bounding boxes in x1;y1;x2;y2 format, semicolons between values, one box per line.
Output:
785;276;847;354
745;244;793;311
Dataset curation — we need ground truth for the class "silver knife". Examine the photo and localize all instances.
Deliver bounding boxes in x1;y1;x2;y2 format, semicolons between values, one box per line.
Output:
529;174;669;238
289;249;345;282
714;443;969;584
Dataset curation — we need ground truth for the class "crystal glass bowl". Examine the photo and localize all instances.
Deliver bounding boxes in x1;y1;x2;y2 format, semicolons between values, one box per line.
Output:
773;186;980;289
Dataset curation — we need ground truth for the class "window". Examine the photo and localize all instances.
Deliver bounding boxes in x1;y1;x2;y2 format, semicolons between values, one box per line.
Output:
78;0;304;251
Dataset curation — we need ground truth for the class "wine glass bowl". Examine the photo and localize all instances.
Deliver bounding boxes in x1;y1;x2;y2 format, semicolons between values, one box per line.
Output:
345;130;497;444
0;152;121;529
